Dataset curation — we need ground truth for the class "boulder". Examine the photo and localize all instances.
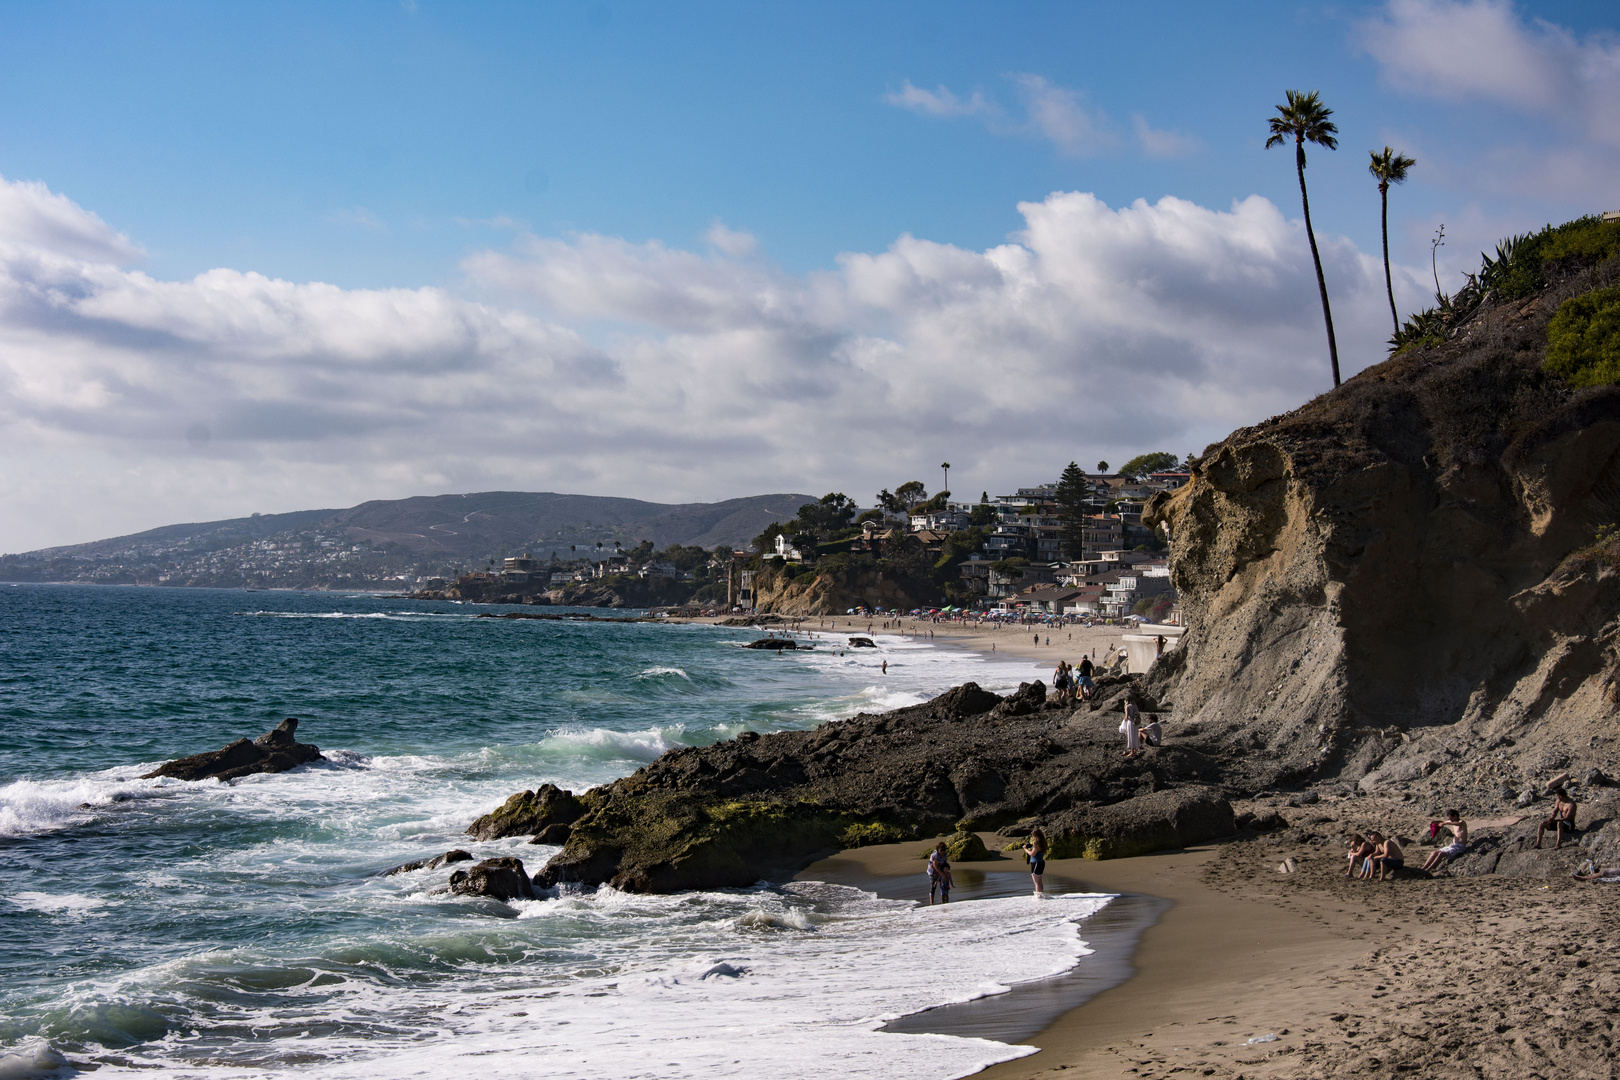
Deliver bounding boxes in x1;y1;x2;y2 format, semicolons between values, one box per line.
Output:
448;856;536;901
467;783;587;842
530;822;574;845
1016;786;1236;860
745;638;798;650
384;850;473;876
932;682;1002;718
942;831;990;861
140;718;324;782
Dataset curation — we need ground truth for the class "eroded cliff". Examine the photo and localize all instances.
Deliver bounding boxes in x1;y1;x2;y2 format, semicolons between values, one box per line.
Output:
1145;259;1620;807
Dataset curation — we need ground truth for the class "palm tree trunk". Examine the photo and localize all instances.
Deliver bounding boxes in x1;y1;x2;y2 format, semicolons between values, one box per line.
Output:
1296;142;1341;387
1380;183;1398;336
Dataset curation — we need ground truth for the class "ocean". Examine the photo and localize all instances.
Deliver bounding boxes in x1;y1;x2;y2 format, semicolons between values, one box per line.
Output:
0;585;1114;1079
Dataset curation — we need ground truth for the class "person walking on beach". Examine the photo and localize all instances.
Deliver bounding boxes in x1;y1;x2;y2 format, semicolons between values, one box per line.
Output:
927;842;953;904
1077;655;1094;700
1023;828;1047;895
1421;810;1468;872
1535;786;1578;849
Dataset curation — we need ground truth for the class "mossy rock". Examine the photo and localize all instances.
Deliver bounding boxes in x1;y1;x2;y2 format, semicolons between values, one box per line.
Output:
466;784;587;842
918;831;990;862
1002;787;1235;861
839;821;909;848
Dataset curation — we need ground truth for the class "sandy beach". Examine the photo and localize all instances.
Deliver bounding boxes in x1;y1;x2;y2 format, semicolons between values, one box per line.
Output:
800;814;1618;1080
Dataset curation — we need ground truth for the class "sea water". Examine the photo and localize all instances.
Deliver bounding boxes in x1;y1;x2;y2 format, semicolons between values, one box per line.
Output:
0;585;1111;1079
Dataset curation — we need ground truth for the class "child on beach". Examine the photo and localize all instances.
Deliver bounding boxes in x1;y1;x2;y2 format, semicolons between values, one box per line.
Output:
927;842;953;905
1023;828;1047;895
1421;810;1468;872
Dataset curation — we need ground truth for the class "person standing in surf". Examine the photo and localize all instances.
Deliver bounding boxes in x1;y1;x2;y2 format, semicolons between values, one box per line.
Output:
926;842;953;904
1023;828;1047;896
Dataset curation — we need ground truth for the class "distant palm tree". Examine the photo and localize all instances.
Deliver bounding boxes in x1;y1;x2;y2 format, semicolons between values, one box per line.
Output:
941;462;950;496
1368;147;1416;335
1267;90;1341;387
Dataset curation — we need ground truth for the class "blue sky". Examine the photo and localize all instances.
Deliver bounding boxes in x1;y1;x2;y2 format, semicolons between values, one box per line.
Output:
1;1;1617;550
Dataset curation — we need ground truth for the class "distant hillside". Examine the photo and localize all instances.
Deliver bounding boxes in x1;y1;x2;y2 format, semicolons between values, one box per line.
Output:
3;490;818;589
326;491;815;558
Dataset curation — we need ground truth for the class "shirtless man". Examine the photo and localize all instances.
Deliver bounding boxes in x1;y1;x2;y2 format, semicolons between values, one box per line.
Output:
1421;810;1468;872
1534;787;1578;849
1370;832;1405;881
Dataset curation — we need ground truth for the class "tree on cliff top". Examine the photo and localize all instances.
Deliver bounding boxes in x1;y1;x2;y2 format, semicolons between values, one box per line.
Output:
793;493;857;540
1368;147;1416;337
1055;462;1089;559
1268;89;1341;387
1118;452;1180;478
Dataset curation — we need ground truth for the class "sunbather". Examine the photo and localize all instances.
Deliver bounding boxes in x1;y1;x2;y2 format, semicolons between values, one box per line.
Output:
1534;787;1578;849
1420;810;1468;872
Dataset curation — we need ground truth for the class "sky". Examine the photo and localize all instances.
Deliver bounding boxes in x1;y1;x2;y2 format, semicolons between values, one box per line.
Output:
1;0;1617;552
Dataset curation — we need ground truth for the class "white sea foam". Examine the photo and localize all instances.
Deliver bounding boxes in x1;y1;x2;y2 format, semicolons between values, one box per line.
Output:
536;725;682;762
76;885;1111;1080
0;1041;69;1079
6;892;110;916
634;666;692;680
0;773;167;838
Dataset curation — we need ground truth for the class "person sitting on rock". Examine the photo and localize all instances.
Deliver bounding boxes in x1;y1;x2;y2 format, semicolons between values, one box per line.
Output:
927;842;953;905
1534;787;1578;849
1421;810;1469;872
1368;832;1405;881
1345;833;1376;878
1141;714;1163;749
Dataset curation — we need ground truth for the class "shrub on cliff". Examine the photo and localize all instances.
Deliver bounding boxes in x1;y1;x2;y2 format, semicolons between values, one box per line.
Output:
1545;284;1620;388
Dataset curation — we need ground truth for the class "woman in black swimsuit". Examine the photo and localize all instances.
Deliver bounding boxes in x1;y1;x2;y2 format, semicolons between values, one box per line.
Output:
1023;827;1047;896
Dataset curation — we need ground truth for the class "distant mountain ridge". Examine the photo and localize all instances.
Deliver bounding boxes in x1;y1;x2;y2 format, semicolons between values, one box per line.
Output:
31;490;819;561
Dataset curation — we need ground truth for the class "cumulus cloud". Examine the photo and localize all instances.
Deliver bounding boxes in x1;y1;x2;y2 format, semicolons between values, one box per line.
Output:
0;173;1420;551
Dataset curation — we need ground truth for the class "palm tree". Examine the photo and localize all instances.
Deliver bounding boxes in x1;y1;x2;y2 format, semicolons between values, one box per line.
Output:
1267;90;1341;387
941;462;950;496
1368;147;1416;335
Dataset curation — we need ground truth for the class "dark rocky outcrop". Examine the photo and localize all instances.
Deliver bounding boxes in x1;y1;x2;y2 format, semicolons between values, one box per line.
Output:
140;718;324;782
383;849;473;876
999;786;1235;860
466;680;1237;893
744;638;800;650
466;784;586;842
448;856;536;901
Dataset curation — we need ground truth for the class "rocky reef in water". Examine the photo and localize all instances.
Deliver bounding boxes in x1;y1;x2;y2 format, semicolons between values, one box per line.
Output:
465;677;1238;893
140;717;324;782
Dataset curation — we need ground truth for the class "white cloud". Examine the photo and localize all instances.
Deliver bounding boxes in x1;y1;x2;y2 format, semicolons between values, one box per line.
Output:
704;221;759;257
0;174;142;264
882;79;993;118
0;174;1419;552
1359;0;1620;168
886;74;1203;161
1132;114;1202;158
1011;74;1115;158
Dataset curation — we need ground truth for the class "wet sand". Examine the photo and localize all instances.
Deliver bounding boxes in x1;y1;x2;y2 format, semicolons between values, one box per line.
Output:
802;825;1620;1079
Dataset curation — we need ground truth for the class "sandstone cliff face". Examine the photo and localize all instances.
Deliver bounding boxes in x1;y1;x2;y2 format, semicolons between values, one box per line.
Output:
752;567;939;615
1146;276;1620;806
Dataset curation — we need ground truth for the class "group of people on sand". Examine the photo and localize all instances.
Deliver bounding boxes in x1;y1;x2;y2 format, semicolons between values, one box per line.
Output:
926;827;1050;904
1344;787;1586;883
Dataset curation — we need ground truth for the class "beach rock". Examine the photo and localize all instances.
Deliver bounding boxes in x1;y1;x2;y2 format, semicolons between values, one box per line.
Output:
384;850;473;876
519;680;1227;893
932;831;990;862
466;784;586;842
1003;786;1236;861
139;717;324;782
744;638;798;650
448;857;536;901
530;822;574;845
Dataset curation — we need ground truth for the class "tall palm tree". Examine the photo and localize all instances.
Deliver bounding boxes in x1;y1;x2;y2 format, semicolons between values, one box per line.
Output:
1368;147;1416;336
1267;90;1341;387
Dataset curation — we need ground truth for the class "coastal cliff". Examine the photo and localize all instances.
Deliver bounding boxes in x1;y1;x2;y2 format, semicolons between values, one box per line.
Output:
1145;251;1620;807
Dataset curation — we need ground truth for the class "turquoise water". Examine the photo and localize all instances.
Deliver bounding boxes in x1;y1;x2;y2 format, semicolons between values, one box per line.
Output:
0;585;1103;1080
